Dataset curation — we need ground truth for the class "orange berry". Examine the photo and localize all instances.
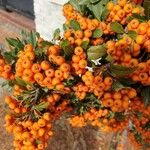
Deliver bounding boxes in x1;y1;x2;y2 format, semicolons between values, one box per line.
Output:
55;56;65;65
5;96;12;104
84;29;92;38
72;55;80;63
139;73;148;81
43;113;51;121
74;47;84;55
60;63;70;72
138;63;147;72
4;65;11;73
75;30;83;39
48;46;59;55
24;44;33;51
55;70;63;78
130;19;139;29
136;35;145;45
118;0;126;7
114;99;122;108
52;78;60;86
43;77;52;85
79;60;87;69
34;73;44;82
45;68;55;77
113;92;122;99
22;59;32;69
68;37;75;45
107;1;114;10
38;119;46;127
38;128;45;137
117;10;125;18
31;63;41;73
137;23;147;35
124;4;133;13
9;102;16;109
25;51;35;60
41;61;50;70
128;89;137;99
104;77;113;86
23;69;33;78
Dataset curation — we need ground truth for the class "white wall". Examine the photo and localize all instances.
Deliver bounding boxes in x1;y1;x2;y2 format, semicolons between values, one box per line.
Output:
34;0;68;40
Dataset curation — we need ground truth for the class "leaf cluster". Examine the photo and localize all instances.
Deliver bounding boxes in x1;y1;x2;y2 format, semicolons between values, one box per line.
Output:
68;92;101;114
69;0;109;21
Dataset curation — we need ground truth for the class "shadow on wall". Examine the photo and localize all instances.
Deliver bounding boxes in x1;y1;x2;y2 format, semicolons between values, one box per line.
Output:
0;0;34;19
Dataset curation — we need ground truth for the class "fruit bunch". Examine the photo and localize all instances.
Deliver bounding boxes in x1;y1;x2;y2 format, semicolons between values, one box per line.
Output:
0;0;150;150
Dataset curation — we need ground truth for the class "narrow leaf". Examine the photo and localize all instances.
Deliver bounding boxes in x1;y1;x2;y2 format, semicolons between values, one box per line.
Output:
29;31;37;48
6;38;24;50
53;28;60;40
15;77;32;87
141;86;150;107
143;0;150;20
110;22;124;34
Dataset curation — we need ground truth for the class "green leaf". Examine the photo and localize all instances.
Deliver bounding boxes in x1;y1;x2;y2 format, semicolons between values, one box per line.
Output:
90;0;100;3
63;23;69;31
101;8;109;21
109;64;136;77
69;0;81;13
141;86;150;107
117;78;136;86
87;2;102;21
6;38;24;50
60;40;73;57
53;28;60;40
70;19;81;31
15;77;32;87
41;41;53;48
79;0;90;5
127;30;137;40
115;112;125;121
105;54;113;62
87;44;106;61
81;40;89;49
34;102;49;111
128;13;146;22
112;80;130;91
29;31;37;48
92;29;103;38
110;22;124;34
3;51;16;64
143;1;150;20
